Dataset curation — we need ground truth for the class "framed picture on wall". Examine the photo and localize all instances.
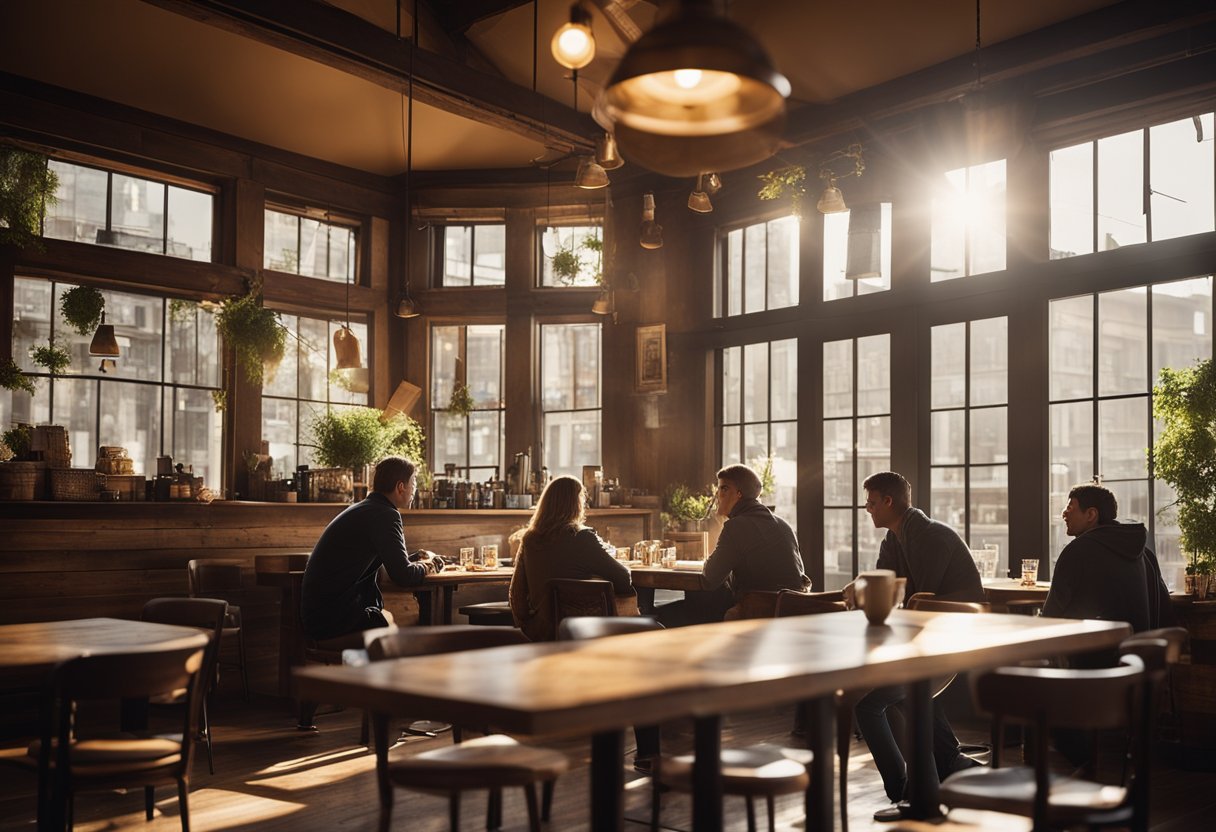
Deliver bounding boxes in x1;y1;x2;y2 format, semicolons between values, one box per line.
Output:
635;323;667;393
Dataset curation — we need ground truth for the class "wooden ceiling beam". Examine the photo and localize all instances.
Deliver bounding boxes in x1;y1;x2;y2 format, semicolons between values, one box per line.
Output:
139;0;597;150
431;1;533;34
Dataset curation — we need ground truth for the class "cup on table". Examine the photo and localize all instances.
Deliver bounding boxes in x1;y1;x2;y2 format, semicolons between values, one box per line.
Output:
661;547;677;569
481;544;499;570
459;547;476;570
1020;558;1039;587
615;546;631;561
854;568;899;625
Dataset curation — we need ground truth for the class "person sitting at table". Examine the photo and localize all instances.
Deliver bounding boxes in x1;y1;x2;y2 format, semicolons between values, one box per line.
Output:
508;474;635;643
301;456;444;642
843;470;983;822
659;464;810;627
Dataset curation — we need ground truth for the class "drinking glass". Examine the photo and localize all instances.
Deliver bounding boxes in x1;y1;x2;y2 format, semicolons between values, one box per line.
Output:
459;547;475;570
661;547;677;569
1020;558;1039;587
632;540;647;564
481;544;499;570
616;546;631;561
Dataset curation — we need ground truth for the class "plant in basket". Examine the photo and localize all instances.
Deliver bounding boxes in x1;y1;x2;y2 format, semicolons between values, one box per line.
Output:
307;406;425;472
216;287;287;385
59;285;106;336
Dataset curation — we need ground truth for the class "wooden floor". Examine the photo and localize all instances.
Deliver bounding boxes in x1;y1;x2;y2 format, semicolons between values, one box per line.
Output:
2;691;1214;832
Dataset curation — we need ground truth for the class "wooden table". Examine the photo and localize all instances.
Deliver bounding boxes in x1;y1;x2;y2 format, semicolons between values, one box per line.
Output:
630;565;706;613
983;578;1051;612
296;609;1129;832
419;567;514;625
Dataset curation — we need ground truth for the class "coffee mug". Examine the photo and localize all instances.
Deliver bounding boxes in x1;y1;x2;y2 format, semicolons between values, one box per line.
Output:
855;569;900;625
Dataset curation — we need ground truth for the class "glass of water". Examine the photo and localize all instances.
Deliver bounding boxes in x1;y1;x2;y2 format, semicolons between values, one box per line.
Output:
481;544;499;570
459;547;475;570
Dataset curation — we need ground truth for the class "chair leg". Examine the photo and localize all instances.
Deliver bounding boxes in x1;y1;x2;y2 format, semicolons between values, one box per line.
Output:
237;626;250;701
541;779;554;820
745;796;757;832
373;714;394;832
486;788;502;830
650;763;661;831
360;711;370;747
145;785;155;820
766;795;776;832
177;778;190;832
202;697;215;775
449;791;460;832
297;700;319;730
524;784;541;832
837;705;852;832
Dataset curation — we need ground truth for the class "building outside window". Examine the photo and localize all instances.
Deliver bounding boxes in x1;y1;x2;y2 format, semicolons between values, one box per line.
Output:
823;203;893;300
437;224;506;286
720;339;798;528
1050;112;1215;259
822;334;891;590
261;314;369;476
44;159;213;262
430;324;505;480
930;160;1006;281
263;208;357;282
540;322;601;477
1048;277;1212;589
539;225;602;287
929;317;1009;574
716;216;799;316
5;277;222;485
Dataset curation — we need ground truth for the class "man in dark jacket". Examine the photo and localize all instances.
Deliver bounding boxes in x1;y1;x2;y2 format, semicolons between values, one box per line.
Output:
847;471;984;822
301;456;443;642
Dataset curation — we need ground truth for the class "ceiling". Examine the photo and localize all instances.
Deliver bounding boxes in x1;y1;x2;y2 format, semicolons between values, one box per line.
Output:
0;0;1122;177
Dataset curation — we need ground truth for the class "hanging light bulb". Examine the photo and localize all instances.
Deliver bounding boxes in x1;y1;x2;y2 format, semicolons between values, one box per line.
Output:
88;312;120;357
595;132;624;170
688;174;713;213
574;155;609;189
395;293;420;319
704;172;723;194
640;192;663;249
551;2;595;70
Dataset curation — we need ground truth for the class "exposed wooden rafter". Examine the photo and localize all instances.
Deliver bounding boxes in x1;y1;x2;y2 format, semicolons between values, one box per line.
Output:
430;0;532;34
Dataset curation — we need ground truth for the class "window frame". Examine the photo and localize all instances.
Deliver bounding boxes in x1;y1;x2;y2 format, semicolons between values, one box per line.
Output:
538;318;603;477
262;202;362;284
714;214;801;317
433;223;508;288
427;320;507;480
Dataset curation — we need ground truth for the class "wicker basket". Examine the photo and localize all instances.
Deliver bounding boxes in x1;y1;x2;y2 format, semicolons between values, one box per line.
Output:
0;461;39;501
51;468;105;501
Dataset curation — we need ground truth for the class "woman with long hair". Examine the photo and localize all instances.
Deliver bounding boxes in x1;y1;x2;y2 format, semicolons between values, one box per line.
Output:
508;475;633;642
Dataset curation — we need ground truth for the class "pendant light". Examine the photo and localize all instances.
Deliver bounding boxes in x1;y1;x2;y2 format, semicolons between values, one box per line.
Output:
394;0;422;319
596;0;789;177
551;2;595;70
687;173;713;213
88;312;120;357
639;193;663;249
591;288;615;315
97;358;117;374
595;132;624;170
575;156;609;189
816;181;848;214
816;143;865;215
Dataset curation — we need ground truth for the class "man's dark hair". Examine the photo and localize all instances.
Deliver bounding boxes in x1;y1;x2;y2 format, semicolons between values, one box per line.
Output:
862;471;911;508
372;456;416;494
1069;484;1118;525
716;464;762;501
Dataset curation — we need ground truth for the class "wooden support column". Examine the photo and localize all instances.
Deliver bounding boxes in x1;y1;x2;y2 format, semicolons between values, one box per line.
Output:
225;177;265;498
503;208;535;468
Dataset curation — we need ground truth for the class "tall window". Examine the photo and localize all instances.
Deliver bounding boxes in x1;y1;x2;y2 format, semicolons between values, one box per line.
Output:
930;160;1006;281
720;339;798;526
540;323;601;476
438;224;506;286
822;334;891;590
717;216;799;316
263;208;357;282
1050;113;1215;259
430;324;505;479
1049;277;1212;588
539;225;602;287
930;317;1009;573
5;277;222;484
261;315;369;476
44;159;213;262
824;203;892;300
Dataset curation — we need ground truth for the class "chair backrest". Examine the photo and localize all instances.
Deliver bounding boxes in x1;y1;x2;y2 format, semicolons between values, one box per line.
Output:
906;597;990;613
557;615;663;641
187;558;244;596
727;589;782;620
975;655;1143;732
366;625;527;661
1125;627;1187;664
550;579;618;630
141;597;227;691
774;589;847;617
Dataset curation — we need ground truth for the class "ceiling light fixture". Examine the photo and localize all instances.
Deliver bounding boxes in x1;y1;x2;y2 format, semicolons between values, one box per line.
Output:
595;0;790;177
595;132;624;170
88;312;120;357
591;288;615;316
687;174;713;213
575;155;609;189
639;193;663;249
703;172;723;195
816;143;865;215
551;2;596;70
394;0;421;319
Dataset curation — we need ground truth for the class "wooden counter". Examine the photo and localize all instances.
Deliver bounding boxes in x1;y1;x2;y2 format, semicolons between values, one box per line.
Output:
0;501;656;697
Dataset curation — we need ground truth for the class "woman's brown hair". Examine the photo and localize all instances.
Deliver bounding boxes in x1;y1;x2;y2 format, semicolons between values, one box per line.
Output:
521;475;586;548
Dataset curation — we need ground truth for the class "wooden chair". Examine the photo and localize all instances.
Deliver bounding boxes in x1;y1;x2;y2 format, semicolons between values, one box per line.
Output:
457;600;515;626
28;643;207;832
186;559;250;700
939;654;1148;831
556;615;663;641
140;598;227;775
365;626;568;832
549;578;618;634
725;589;782;620
906;597;992;614
774;589;847;616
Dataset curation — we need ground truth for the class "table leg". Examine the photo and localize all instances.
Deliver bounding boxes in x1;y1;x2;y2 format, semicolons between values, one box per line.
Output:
906;679;942;820
415;589;436;626
443;586;456;625
803;695;835;832
636;586;656;615
590;729;624;832
692;714;723;832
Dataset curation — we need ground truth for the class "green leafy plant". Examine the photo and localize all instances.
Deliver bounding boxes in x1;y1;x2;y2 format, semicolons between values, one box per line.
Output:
448;381;475;417
29;341;71;375
757;163;807;218
751;453;776;501
168;298;197;324
60;285;106;336
0;358;36;395
416;460;435;492
550;245;582;285
2;425;31;459
308;407;425;471
211;389;227;412
664;483;715;528
216;291;287;385
1151;358;1216;569
0;148;58;250
582;235;605;286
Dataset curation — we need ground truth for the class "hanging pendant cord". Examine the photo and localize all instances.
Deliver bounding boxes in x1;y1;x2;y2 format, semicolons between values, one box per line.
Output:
974;0;982;89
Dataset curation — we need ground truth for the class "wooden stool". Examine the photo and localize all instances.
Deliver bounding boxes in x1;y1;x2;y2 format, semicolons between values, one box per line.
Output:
457;601;515;626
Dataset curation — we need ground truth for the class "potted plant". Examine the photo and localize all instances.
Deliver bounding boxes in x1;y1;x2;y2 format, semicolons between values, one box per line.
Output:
29;341;71;375
216;289;288;384
752;453;776;505
60;285;106;335
1151;358;1216;594
0;147;58;250
550;243;582;285
757;163;807;219
0;357;35;395
307;406;426;500
664;483;715;532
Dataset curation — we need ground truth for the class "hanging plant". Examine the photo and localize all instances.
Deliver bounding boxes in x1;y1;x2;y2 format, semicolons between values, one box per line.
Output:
168;298;197;325
550;245;582;285
0;148;58;250
60;285;106;336
307;407;425;470
211;389;227;413
0;357;36;395
448;381;475;417
216;291;287;385
29;341;71;375
581;235;606;286
757;163;807;219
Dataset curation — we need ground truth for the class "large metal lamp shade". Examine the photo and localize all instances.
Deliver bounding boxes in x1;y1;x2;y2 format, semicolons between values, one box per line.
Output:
333;325;363;370
88;313;120;357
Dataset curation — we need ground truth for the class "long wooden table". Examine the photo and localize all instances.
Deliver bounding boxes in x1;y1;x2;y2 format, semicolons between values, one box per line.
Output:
296;609;1129;832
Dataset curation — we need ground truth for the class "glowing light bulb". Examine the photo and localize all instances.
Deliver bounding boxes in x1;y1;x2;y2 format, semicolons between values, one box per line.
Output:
673;69;703;89
559;28;589;59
